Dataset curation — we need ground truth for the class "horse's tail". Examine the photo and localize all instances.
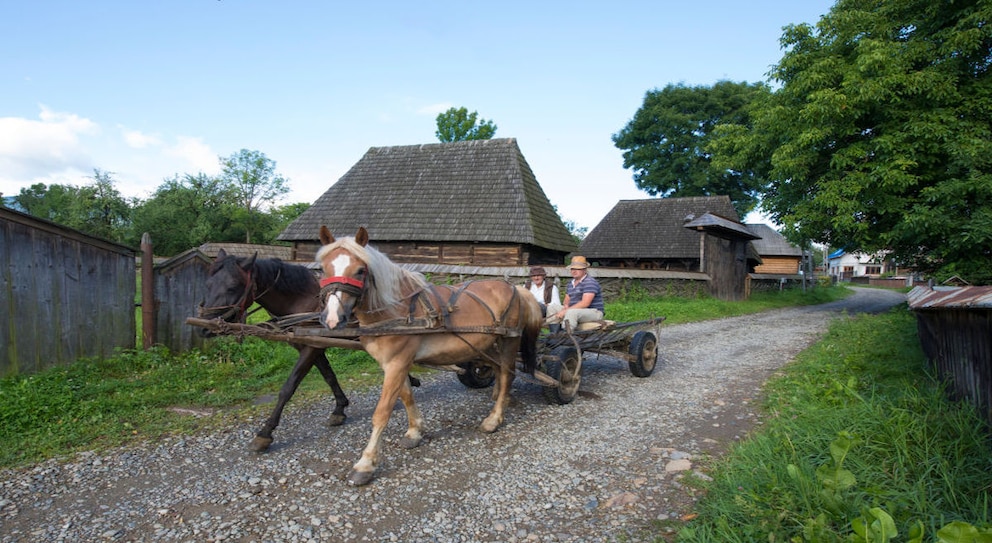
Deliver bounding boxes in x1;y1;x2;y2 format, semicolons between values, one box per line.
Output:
515;285;543;373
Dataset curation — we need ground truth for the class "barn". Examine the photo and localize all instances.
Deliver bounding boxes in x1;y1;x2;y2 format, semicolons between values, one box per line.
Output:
577;196;760;300
278;138;577;266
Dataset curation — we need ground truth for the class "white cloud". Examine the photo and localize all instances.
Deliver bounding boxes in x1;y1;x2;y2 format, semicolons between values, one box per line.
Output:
0;106;98;178
163;136;220;175
120;126;161;149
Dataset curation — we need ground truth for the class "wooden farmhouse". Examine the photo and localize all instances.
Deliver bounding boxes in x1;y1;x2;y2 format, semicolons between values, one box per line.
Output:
578;196;760;300
746;223;803;275
278;138;577;266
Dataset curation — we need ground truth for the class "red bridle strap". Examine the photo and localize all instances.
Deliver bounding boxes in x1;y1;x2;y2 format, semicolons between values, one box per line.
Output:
320;276;365;289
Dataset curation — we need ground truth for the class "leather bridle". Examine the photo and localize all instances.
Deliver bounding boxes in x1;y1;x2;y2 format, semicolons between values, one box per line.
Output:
198;267;260;323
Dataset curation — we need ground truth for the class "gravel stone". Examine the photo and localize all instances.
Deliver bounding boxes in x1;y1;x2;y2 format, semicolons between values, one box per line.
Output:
0;288;904;542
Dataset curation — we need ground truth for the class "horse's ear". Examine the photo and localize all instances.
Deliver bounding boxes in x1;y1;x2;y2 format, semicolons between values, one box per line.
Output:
242;252;258;270
217;248;227;259
355;226;369;247
319;225;335;245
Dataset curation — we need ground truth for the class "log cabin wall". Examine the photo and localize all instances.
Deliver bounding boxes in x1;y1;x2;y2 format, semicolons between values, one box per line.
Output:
292;241;534;266
753;256;801;274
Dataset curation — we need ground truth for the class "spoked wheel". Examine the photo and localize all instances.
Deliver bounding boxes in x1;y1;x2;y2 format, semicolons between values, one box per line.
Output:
456;360;496;388
542;346;581;405
627;330;658;377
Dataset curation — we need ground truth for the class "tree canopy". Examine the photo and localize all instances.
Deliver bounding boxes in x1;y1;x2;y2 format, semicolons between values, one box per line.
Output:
6;150;307;256
219;149;290;244
721;0;992;283
435;107;498;142
613;81;771;218
14;169;132;241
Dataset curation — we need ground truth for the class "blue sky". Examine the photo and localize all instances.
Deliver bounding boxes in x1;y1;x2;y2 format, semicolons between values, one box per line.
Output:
2;1;835;231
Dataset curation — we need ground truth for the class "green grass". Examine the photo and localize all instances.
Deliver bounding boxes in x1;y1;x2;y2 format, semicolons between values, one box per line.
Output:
608;284;849;323
0;286;850;470
675;307;992;542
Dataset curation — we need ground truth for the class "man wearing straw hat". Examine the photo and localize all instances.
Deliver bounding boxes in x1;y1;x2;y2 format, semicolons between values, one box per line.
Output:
547;255;604;333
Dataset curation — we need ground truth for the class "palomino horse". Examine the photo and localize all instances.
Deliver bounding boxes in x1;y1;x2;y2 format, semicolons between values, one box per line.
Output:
197;249;356;452
316;226;543;486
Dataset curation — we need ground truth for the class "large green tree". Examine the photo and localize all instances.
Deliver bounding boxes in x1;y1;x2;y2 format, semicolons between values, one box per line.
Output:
219;149;289;244
612;81;772;218
724;0;992;283
435;107;497;142
14;170;132;243
127;173;240;254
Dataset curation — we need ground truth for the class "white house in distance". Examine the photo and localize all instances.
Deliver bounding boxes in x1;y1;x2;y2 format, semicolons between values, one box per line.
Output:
827;249;890;280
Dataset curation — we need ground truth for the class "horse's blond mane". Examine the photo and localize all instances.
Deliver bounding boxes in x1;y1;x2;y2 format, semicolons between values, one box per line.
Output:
316;236;429;311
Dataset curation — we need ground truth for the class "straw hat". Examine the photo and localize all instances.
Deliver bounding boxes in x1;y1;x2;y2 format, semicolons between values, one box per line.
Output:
567;255;590;269
528;266;547;277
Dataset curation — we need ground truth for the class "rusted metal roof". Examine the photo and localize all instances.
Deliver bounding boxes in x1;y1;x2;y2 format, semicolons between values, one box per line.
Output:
907;286;992;310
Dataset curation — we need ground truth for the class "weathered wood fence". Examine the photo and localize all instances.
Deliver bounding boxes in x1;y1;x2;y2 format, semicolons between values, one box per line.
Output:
908;286;992;426
1;208;136;377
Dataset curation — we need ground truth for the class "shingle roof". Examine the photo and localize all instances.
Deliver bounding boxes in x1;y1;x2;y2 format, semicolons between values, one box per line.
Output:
578;196;740;259
197;242;294;261
277;138;577;253
685;213;760;240
745;224;803;257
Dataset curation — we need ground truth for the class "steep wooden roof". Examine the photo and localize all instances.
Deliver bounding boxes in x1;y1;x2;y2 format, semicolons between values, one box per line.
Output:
746;224;803;257
278;138;577;253
578;196;741;259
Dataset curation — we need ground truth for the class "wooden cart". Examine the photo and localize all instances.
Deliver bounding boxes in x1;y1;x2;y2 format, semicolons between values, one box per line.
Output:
455;317;665;405
185;314;664;405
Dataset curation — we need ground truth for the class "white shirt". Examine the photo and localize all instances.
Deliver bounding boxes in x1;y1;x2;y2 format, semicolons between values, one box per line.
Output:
529;281;560;306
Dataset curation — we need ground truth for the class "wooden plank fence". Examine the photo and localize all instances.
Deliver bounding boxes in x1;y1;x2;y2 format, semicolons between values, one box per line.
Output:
908;286;992;427
1;208;135;377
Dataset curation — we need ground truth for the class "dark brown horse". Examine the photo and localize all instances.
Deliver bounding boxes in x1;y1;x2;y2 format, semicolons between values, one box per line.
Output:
316;226;543;485
197;249;354;452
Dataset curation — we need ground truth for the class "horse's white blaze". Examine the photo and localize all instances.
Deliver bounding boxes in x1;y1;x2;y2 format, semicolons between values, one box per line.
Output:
324;295;343;328
322;253;354;329
329;253;352;277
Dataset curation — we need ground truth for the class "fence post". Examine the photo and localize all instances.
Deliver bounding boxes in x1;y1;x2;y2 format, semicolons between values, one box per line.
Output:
141;233;155;349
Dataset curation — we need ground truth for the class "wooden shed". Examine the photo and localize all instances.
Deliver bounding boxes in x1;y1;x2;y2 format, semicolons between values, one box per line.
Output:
746;223;803;274
578;196;759;300
578;196;755;270
1;207;136;376
277;138;578;266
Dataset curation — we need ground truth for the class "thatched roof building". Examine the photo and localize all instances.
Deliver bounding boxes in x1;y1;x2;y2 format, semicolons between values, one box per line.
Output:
278;138;577;266
578;196;746;270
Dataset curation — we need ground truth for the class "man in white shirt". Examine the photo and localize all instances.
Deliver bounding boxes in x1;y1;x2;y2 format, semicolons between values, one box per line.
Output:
525;266;562;319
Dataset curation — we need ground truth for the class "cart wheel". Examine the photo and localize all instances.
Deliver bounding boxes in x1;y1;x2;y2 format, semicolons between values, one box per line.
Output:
542;346;581;405
456;360;496;388
628;330;658;377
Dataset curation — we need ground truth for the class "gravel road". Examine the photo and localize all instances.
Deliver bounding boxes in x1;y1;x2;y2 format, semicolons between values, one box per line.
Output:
0;287;907;543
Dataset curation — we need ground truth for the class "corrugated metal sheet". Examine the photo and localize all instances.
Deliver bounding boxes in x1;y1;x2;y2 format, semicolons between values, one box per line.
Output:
907;286;992;309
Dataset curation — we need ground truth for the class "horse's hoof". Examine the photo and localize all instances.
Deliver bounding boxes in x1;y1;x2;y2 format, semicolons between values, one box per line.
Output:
479;418;501;434
398;435;422;449
248;435;273;452
328;414;346;427
348;470;375;486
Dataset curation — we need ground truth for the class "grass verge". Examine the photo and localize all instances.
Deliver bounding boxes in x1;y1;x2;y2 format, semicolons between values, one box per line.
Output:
675;307;992;542
0;286;850;470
